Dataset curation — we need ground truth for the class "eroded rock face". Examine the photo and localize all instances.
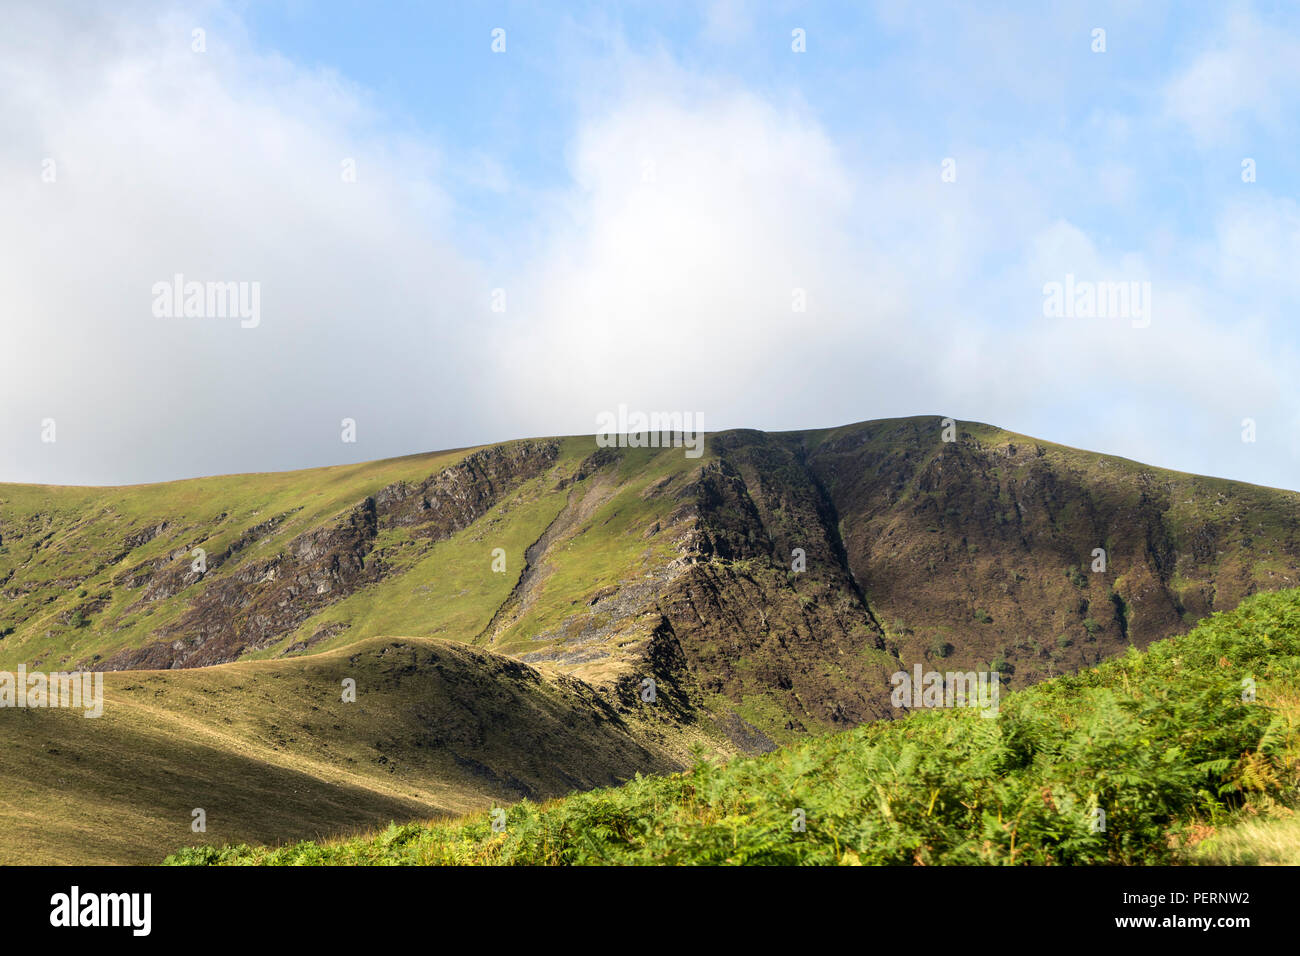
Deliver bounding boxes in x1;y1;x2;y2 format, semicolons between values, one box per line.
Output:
503;437;899;745
646;441;898;739
97;441;559;669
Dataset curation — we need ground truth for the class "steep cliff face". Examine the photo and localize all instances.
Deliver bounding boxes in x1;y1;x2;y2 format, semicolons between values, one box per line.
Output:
801;417;1300;686
486;418;1300;745
649;440;898;743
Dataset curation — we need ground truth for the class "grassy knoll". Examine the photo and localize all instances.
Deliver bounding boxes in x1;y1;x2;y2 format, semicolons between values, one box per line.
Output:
0;635;681;864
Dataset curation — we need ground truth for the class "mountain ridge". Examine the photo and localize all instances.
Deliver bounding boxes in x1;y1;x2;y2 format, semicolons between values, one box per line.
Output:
4;415;1300;861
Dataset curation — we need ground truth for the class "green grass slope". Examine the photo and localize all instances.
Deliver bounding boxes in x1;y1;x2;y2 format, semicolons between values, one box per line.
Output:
169;587;1300;865
0;446;476;669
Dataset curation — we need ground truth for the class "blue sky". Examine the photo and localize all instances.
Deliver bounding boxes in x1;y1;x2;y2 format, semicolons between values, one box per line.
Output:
237;1;1300;243
2;1;1299;487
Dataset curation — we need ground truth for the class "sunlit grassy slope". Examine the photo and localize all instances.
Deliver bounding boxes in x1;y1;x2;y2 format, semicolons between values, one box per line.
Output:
0;437;704;677
0;447;476;668
169;588;1300;865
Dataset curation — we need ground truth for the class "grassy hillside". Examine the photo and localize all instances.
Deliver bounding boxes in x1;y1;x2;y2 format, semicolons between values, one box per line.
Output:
0;635;687;865
0;445;474;667
168;587;1300;865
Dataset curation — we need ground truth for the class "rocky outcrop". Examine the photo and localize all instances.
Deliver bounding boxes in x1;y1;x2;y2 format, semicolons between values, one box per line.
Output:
96;441;558;669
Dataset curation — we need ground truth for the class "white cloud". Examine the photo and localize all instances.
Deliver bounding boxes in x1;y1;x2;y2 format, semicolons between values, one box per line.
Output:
489;67;1299;488
1162;7;1300;145
0;2;491;483
496;84;882;432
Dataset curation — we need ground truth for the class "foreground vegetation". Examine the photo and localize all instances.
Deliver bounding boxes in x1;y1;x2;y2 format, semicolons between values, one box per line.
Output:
169;587;1300;865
